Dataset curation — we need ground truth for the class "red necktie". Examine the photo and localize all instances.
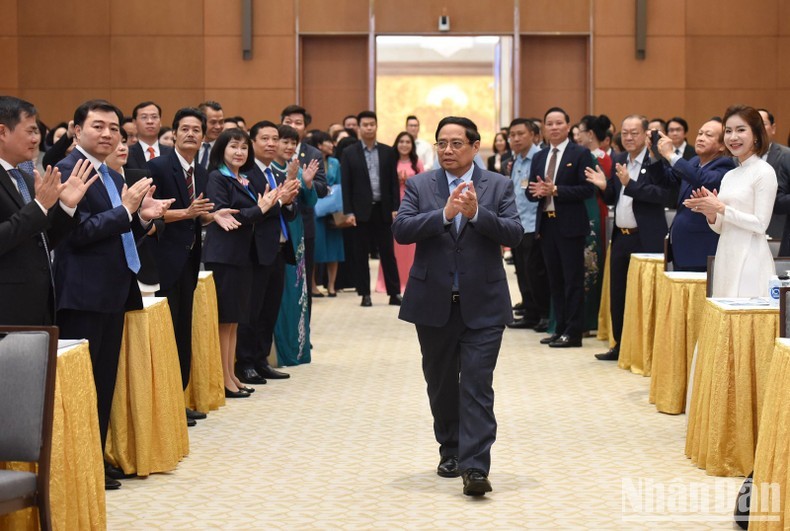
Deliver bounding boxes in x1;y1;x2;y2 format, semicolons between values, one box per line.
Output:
147;146;156;160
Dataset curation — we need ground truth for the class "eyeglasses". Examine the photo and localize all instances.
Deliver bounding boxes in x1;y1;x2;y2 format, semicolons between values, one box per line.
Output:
434;140;471;151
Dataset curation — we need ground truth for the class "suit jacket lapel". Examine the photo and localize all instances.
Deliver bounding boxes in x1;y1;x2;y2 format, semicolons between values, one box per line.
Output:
0;167;25;208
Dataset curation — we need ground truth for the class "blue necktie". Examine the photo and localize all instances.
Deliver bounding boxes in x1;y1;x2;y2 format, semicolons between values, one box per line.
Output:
98;163;141;274
451;177;463;231
17;160;35;177
199;143;211;169
8;168;32;204
264;167;289;241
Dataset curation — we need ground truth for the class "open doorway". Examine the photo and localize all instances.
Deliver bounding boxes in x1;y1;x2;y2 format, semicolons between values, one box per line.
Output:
375;35;513;161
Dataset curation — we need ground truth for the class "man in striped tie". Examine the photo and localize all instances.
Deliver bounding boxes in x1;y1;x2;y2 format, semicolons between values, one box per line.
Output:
0;95;97;325
54;99;174;490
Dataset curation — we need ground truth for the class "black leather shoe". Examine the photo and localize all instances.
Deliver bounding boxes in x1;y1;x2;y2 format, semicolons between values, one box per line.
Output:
540;333;561;345
105;474;121;490
437;455;460;478
239;385;255;393
595;348;619;361
225;387;250;398
462;469;492;496
389;294;402;306
549;335;582;348
187;417;196;427
507;317;539;329
361;295;372;307
186;408;206;420
311;291;325;298
105;462;136;480
512;302;524;311
257;365;290;380
238;367;266;385
533;319;550;333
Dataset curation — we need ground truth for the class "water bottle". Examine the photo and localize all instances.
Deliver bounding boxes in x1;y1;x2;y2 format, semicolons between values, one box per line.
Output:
769;276;781;305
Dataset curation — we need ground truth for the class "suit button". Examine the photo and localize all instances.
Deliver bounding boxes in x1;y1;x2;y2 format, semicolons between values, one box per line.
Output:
456;248;461;253
37;241;43;247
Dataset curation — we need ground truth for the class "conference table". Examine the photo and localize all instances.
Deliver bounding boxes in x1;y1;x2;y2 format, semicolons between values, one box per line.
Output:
105;297;189;477
617;253;664;376
750;338;790;528
685;298;779;477
185;271;225;413
0;340;106;531
649;271;707;414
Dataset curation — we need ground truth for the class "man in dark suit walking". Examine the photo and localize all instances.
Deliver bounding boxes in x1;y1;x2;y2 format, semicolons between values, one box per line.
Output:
586;115;672;361
54;99;173;489
341;110;402;307
148;107;240;423
392;116;522;497
527;107;595;348
125;101;173;170
0;95;95;325
235;120;300;385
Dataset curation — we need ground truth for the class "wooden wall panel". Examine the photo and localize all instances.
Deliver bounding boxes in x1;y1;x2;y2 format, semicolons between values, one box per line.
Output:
594;36;685;89
594;0;686;37
777;38;790;89
520;0;590;34
202;89;295;124
18;37;111;89
686;0;778;36
684;89;779;134
594;89;686;128
111;37;204;89
204;0;294;36
18;89;116;125
111;0;203;36
18;0;110;36
0;38;19;90
685;37;776;90
520;36;588;122
203;36;295;89
299;0;368;33
301;36;368;129
375;0;513;34
2;0;17;36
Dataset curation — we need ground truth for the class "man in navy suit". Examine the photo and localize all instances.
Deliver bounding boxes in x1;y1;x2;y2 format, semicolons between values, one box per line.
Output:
341;110;402;307
148;107;239;423
0;95;95;325
758;109;790;251
527;107;595;348
393;116;522;497
54;99;173;489
586;115;673;361
657;118;734;272
235;120;299;385
125;101;173;170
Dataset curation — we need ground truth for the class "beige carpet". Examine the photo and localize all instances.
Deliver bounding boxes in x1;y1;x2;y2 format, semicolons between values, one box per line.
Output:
106;262;744;530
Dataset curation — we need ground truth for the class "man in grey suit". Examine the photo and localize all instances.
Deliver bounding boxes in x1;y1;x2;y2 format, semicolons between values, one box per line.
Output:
392;116;522;497
759;109;790;253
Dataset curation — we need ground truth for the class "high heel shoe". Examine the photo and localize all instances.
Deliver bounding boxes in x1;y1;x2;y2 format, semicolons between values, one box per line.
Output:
327;291;337;298
225;387;250;398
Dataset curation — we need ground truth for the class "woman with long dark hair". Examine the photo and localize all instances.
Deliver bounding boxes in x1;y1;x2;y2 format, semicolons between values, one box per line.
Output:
203;129;279;397
486;131;512;173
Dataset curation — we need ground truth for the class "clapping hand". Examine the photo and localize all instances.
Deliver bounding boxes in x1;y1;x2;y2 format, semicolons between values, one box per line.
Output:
278;178;300;205
683;186;722;223
257;183;280;213
301;159;319;189
185;193;215;219
139;186;175;221
58;159;98;208
212;208;241;231
614;162;630;187
584;166;607;191
527;176;553;198
453;181;478;219
33;165;65;209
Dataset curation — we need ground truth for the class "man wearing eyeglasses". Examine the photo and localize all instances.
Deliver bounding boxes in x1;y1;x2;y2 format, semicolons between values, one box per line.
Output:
393;116;523;497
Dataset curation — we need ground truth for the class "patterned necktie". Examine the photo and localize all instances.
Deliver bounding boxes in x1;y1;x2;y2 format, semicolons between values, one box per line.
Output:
98;163;141;274
17;160;35;176
199;143;211;169
185;166;195;201
264;167;289;241
544;147;558;211
147;146;156;161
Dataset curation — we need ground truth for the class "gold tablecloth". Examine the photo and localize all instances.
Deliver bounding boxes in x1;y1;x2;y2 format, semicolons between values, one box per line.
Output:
184;272;225;413
596;242;615;347
685;298;778;477
649;271;707;414
751;338;790;528
0;341;106;531
105;298;189;477
618;253;664;376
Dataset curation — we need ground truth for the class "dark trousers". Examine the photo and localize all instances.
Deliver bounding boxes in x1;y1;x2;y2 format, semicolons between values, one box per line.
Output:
156;259;199;390
236;250;285;372
609;231;643;350
57;308;125;453
351;204;400;296
512;232;550;320
540;216;585;339
416;303;503;474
